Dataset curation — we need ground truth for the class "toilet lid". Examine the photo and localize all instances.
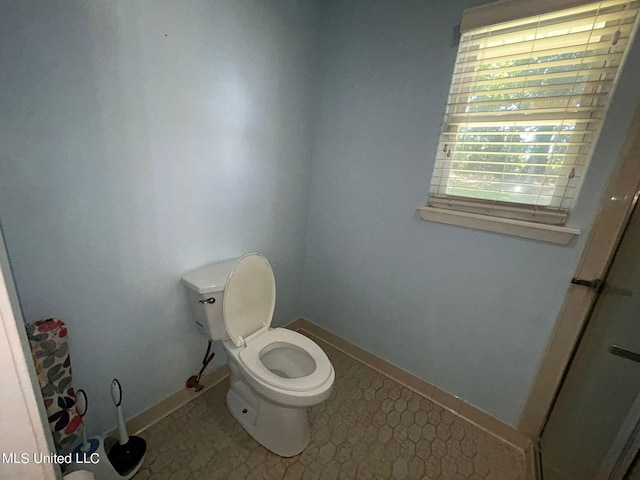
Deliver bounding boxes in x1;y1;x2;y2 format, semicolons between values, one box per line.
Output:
223;253;276;347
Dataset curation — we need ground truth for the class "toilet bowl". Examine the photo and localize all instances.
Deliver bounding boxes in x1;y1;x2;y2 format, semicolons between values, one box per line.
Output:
229;327;334;405
181;253;335;457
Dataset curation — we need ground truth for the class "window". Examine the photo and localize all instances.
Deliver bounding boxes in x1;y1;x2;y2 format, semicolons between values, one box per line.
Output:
424;0;639;236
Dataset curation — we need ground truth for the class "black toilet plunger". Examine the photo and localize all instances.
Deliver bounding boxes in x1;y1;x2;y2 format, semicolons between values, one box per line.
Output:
107;379;147;476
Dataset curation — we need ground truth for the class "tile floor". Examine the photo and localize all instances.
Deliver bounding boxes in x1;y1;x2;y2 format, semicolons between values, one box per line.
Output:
134;334;529;479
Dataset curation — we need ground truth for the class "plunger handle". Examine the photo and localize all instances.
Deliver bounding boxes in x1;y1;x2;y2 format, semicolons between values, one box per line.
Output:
75;389;90;452
111;379;129;445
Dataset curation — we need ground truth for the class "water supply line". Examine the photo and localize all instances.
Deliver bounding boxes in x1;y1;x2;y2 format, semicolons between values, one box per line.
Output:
185;340;215;392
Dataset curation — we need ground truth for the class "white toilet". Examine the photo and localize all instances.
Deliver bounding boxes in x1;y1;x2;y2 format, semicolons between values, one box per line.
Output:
181;253;335;457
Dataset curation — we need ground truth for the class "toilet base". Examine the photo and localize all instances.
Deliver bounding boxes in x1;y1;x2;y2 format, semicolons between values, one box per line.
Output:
226;365;310;457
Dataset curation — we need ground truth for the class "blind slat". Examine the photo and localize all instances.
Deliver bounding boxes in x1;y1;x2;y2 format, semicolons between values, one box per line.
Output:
461;10;636;48
447;109;606;123
456;38;629;69
443;141;590;146
452;66;620;89
441;151;583;158
442;169;577;178
452;52;622;79
443;117;600;126
450;85;614;102
440;123;597;130
457;30;632;63
461;0;634;32
447;93;609;109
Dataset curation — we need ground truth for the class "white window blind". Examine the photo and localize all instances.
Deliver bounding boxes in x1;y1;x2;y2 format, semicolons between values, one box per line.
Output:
429;0;639;225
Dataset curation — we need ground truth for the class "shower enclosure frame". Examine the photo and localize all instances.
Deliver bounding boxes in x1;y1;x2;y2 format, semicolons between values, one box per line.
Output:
518;102;640;478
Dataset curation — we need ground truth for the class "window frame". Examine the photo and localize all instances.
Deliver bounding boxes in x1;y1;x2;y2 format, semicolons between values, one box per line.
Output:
420;0;640;243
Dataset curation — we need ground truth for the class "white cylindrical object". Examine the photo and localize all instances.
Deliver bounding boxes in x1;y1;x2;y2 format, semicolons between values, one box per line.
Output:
75;389;90;452
110;379;129;445
115;405;129;445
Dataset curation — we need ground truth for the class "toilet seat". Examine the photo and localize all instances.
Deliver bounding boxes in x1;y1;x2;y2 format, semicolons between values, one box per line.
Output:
238;328;333;392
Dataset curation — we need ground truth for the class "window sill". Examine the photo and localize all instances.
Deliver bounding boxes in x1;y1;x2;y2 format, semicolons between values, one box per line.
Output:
417;205;580;244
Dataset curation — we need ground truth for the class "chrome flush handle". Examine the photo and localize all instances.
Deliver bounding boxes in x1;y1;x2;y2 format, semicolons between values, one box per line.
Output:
199;297;216;305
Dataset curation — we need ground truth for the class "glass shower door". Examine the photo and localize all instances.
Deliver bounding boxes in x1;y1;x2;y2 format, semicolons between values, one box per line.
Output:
539;200;640;479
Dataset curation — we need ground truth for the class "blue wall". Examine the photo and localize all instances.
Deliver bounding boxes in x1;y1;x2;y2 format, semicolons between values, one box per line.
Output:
302;0;640;425
0;0;318;435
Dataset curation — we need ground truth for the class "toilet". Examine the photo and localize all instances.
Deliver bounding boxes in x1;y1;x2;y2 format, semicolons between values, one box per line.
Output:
181;253;335;457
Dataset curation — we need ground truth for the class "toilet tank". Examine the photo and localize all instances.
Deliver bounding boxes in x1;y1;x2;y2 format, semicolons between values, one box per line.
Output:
181;257;241;340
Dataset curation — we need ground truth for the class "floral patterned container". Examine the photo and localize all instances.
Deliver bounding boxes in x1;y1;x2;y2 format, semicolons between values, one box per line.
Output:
27;318;82;455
